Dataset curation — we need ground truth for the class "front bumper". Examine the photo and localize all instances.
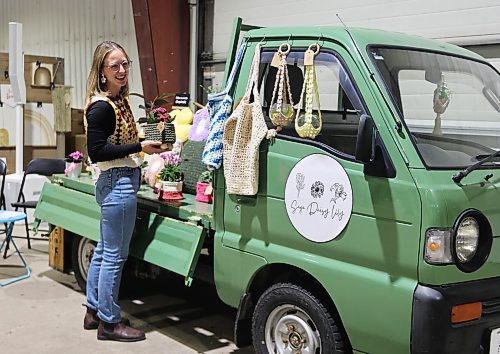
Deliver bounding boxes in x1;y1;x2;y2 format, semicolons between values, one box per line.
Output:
412;277;500;354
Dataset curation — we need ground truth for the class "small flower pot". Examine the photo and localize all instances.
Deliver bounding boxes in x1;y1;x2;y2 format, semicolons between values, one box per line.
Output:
196;182;213;203
65;162;82;178
144;122;176;145
161;181;182;192
158;180;183;200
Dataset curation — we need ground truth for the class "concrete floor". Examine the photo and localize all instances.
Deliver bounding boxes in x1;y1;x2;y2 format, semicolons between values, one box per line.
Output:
0;226;255;354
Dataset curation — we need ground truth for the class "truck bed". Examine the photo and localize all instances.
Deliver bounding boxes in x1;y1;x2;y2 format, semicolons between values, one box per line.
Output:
34;174;214;286
54;174;213;227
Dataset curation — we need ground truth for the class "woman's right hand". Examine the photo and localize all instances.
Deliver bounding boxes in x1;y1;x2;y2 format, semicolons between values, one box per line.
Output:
140;140;172;155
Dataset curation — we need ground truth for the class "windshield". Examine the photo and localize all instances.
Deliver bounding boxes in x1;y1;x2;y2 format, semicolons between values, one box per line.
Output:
370;47;500;169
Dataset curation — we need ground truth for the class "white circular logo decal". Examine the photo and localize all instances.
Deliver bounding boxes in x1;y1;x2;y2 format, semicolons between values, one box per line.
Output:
285;154;353;242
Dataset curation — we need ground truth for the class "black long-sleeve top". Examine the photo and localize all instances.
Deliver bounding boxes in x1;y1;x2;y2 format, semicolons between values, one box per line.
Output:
86;100;142;163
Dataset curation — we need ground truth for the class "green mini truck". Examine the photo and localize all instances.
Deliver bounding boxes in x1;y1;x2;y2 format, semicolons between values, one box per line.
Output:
35;18;500;354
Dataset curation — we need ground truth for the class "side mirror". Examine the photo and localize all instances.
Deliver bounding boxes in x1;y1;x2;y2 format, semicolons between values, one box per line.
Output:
355;114;375;163
355;115;396;178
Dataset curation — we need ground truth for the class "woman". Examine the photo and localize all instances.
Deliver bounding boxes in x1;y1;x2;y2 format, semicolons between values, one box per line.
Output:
83;41;168;342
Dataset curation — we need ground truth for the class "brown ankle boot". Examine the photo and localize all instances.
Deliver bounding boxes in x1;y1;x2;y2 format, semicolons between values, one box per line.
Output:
97;321;146;342
83;307;131;330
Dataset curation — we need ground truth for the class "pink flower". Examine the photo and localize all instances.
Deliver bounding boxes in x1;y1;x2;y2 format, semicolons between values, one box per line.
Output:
151;107;173;123
160;153;181;166
66;151;84;162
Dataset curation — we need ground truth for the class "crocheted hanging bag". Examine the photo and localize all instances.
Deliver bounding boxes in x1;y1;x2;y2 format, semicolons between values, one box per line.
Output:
223;44;274;196
201;41;246;170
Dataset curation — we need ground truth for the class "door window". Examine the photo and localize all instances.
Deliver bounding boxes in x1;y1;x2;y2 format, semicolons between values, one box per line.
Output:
259;49;367;157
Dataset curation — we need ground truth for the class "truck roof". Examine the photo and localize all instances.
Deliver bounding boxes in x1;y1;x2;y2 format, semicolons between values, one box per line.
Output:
246;26;484;61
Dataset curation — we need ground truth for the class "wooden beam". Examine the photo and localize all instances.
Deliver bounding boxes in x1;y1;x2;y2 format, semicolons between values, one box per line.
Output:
131;0;158;101
131;0;190;101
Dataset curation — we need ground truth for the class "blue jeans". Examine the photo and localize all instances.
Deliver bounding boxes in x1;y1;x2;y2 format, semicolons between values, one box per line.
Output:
86;167;140;323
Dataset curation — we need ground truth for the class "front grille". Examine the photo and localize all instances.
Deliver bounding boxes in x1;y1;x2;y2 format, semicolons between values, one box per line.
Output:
482;296;500;316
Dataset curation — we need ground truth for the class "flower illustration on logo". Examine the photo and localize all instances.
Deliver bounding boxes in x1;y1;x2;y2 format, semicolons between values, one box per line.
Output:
330;183;347;204
296;173;305;198
310;181;324;198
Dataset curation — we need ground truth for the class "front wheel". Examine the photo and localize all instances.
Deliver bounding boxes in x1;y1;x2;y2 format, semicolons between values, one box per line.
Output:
252;283;348;354
71;235;96;292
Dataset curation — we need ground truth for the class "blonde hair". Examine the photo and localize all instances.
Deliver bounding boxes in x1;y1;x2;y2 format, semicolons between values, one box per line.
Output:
85;41;131;103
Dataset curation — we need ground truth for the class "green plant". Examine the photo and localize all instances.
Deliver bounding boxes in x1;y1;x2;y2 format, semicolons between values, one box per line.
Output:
159;154;183;182
159;165;183;182
198;170;213;183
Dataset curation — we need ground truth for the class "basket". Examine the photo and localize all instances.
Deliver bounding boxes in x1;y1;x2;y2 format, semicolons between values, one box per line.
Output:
195;182;213;203
180;141;206;194
144;122;176;144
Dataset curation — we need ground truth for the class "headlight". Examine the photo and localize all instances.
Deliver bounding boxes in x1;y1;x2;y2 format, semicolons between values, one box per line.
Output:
424;209;492;272
452;209;492;273
455;217;479;263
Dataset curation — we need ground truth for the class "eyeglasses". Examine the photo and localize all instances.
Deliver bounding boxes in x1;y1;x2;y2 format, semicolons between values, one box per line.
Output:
106;61;132;72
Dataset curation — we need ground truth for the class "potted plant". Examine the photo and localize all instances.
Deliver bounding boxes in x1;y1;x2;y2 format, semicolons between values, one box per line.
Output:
157;153;184;200
130;92;176;147
64;151;84;178
196;170;213;203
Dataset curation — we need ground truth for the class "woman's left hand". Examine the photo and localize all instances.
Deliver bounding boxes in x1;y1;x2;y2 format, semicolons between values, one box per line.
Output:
141;140;171;155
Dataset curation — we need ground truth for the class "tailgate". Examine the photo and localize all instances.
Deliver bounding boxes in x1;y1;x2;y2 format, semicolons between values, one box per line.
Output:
35;182;206;286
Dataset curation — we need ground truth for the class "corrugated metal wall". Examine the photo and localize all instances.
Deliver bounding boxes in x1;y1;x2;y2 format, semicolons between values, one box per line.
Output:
209;0;500;90
0;0;144;115
213;0;500;60
1;1;499;109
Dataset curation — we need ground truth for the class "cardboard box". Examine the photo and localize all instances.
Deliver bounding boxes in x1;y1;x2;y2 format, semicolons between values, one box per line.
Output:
49;226;65;272
71;108;85;135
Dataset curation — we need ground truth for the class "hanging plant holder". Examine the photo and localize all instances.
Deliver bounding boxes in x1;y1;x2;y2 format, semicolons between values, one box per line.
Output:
269;43;295;131
432;74;452;135
295;43;322;139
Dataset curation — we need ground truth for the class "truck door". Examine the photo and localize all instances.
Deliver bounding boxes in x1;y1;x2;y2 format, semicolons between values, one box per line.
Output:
219;40;422;353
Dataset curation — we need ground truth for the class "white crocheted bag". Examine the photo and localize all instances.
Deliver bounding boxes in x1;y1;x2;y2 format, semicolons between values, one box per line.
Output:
223;45;270;195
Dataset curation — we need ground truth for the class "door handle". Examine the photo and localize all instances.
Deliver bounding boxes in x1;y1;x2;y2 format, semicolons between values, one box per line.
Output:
235;195;257;206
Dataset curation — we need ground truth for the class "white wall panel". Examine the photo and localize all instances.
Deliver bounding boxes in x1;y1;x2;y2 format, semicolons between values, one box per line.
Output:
213;0;500;60
0;0;144;117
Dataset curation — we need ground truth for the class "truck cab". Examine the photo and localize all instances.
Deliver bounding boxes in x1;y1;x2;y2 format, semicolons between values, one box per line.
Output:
35;18;500;353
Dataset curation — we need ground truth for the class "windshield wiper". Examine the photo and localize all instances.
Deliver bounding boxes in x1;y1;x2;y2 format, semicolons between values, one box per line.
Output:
475;153;500;160
452;150;500;183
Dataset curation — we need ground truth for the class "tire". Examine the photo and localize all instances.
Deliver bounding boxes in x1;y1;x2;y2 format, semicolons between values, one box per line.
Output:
252;282;348;354
71;235;96;293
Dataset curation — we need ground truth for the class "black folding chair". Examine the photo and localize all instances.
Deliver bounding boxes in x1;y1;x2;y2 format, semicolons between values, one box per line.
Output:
10;158;65;250
0;159;7;241
0;159;6;210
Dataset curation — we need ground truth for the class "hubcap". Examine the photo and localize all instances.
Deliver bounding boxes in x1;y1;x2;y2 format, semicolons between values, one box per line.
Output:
77;238;95;281
265;304;321;353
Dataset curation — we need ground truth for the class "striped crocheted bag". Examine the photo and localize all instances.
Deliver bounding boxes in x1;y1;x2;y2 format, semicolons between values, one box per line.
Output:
202;41;246;170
